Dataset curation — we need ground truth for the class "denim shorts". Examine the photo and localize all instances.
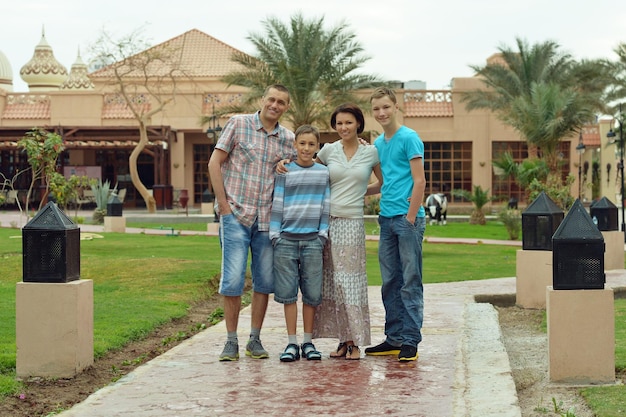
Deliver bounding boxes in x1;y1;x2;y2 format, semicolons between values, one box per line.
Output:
273;237;323;306
218;214;274;296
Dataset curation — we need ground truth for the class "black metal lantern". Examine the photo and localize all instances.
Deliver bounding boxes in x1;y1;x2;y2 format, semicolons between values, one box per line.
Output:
589;197;618;231
552;199;605;290
522;191;564;251
22;202;80;283
202;189;215;203
106;193;123;217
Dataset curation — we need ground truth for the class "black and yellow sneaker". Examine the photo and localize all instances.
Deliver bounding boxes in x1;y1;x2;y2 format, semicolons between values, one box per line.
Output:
398;345;418;362
364;341;401;356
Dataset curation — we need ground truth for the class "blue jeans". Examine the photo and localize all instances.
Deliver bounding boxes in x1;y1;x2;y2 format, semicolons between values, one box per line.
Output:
378;215;425;347
218;214;274;296
273;238;323;306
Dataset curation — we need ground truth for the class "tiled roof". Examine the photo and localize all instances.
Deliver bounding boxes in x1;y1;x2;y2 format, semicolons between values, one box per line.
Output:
90;29;246;80
2;94;51;119
403;91;453;117
582;125;600;147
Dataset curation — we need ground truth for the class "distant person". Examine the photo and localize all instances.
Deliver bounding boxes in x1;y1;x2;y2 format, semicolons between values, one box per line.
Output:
208;84;295;361
270;125;330;362
364;87;426;362
312;103;383;360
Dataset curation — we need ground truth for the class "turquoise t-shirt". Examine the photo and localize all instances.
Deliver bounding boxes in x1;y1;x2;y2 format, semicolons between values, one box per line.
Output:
374;125;426;218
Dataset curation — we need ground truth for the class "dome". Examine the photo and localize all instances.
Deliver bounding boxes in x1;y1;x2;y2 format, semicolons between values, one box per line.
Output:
60;50;94;90
20;28;68;91
0;49;13;92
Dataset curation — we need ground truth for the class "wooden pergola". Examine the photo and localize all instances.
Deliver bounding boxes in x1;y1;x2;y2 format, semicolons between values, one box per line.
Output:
0;125;175;206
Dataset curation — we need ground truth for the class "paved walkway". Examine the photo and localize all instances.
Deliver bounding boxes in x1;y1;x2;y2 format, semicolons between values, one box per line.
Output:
2;210;625;416
55;274;626;417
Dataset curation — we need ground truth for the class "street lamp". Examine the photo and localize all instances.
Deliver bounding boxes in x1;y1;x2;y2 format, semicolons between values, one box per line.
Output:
205;104;222;142
205;103;221;223
607;103;625;241
576;131;586;200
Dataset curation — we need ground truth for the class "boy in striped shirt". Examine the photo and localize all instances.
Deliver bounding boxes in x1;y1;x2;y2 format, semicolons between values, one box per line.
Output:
270;125;330;362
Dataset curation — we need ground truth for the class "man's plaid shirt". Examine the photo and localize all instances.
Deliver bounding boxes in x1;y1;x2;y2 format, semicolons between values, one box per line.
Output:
214;111;295;231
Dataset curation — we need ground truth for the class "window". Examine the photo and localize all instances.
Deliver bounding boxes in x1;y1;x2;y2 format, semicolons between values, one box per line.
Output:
193;144;211;204
424;142;472;203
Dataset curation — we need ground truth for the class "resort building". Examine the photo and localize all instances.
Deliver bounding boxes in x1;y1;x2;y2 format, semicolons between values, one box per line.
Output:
0;29;616;211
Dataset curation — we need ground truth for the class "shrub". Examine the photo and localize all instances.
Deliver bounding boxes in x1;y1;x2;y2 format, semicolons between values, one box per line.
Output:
498;207;521;240
364;196;380;215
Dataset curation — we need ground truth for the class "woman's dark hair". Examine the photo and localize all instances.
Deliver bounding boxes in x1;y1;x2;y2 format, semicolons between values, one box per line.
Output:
330;103;365;134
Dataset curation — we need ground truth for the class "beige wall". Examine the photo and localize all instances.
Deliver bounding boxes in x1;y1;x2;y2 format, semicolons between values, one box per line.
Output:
0;75;603;208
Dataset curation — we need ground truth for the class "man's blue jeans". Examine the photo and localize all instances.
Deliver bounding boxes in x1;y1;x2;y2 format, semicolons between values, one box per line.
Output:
377;215;425;347
218;214;274;296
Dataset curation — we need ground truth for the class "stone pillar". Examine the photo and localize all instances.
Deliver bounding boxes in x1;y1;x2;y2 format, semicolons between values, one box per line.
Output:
207;222;219;234
201;202;214;215
104;216;126;233
601;230;625;270
16;280;94;378
515;249;552;309
547;286;615;384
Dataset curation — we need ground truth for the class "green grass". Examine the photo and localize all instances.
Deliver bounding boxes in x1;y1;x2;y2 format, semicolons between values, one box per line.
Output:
126;221;210;232
0;222;624;416
0;228;222;396
365;218;513;240
125;217;514;240
579;297;626;414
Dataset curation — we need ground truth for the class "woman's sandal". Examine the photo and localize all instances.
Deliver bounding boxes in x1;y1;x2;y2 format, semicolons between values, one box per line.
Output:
280;343;301;362
301;342;322;360
346;345;361;360
329;342;348;358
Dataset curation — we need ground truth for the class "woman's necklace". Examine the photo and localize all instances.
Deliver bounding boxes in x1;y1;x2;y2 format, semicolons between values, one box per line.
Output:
342;140;358;161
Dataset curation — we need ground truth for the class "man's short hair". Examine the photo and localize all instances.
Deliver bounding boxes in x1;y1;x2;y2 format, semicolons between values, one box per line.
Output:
294;124;320;141
263;84;290;103
370;86;397;104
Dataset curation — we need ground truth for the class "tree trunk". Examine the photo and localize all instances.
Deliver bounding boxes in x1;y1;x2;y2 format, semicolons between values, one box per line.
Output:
469;210;486;225
130;119;157;213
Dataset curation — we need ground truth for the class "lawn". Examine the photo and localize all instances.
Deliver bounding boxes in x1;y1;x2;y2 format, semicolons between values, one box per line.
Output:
0;221;623;415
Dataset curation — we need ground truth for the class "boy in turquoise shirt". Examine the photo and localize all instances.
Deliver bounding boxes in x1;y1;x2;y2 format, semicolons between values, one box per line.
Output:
364;87;427;362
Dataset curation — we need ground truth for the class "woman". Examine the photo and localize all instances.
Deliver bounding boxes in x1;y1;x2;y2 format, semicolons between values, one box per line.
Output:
312;103;382;360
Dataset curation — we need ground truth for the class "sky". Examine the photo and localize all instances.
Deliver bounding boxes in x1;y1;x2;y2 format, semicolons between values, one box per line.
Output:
2;0;625;93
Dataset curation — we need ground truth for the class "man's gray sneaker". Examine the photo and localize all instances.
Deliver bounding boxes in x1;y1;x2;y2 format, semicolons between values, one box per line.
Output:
219;341;239;361
246;338;269;359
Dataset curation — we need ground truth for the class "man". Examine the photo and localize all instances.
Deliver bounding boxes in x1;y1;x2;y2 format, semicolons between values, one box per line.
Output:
208;84;295;361
364;87;427;362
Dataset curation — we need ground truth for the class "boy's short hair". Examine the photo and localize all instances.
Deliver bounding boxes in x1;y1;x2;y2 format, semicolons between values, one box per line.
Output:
294;124;320;141
330;103;365;134
370;86;397;104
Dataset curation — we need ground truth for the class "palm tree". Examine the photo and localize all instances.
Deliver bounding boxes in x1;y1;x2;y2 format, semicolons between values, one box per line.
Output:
462;38;609;200
506;82;595;172
219;13;382;128
493;152;549;199
452;185;498;225
605;42;626;105
463;38;607;118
